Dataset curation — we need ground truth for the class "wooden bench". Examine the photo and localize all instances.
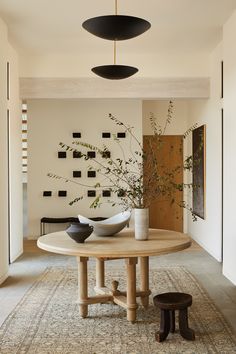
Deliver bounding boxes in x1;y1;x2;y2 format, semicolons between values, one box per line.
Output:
40;216;107;235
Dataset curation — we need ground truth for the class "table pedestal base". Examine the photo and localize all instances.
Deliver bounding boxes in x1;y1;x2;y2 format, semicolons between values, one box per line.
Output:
77;256;151;323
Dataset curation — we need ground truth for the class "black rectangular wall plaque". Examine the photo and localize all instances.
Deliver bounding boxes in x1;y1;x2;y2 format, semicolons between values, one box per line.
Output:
102;190;111;197
87;151;96;158
73;171;81;178
43;191;52;197
58;190;67;197
87;171;96;178
102;150;111;159
73;132;81;138
58;151;67;158
87;190;96;197
192;125;206;219
117;189;125;197
117;132;126;138
73;151;82;158
102;132;111;138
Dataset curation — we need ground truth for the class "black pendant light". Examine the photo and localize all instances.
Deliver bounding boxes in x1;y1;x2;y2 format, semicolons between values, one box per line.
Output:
92;65;138;80
83;0;150;80
82;15;151;41
92;41;138;80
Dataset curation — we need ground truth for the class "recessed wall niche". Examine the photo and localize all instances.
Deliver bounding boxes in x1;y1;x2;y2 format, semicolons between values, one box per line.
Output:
117;132;126;138
58;190;67;197
58;151;67;158
102;132;111;138
87;151;96;158
88;171;96;178
102;151;111;159
43;191;52;197
88;190;96;197
103;190;111;197
73;132;81;138
73;171;81;178
73;151;82;158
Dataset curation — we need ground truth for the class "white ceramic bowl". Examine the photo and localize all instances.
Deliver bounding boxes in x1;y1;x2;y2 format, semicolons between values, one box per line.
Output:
78;211;131;236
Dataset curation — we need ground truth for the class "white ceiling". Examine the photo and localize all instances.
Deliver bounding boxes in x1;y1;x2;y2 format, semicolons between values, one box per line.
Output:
0;0;236;57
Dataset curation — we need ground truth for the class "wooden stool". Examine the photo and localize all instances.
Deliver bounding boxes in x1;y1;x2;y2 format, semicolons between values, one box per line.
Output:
153;292;195;342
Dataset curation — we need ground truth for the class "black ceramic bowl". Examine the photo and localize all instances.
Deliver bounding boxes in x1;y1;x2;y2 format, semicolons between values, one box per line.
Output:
66;222;93;243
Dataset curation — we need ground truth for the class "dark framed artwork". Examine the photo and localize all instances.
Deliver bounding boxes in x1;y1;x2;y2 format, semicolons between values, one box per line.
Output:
192;124;206;219
87;151;96;158
73;171;81;178
87;171;96;178
117;132;126;138
73;151;82;158
58;151;67;158
58;190;67;197
88;190;96;197
73;132;81;138
102;132;111;138
103;190;111;197
43;191;52;197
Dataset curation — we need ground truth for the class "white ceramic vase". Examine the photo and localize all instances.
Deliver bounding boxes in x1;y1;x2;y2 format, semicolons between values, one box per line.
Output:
134;208;149;241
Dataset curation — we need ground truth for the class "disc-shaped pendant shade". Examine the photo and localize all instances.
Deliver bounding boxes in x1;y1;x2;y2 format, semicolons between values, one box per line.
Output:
82;15;151;40
92;65;138;80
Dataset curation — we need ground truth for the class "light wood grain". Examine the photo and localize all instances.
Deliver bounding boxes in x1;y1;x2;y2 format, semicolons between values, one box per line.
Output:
37;228;191;258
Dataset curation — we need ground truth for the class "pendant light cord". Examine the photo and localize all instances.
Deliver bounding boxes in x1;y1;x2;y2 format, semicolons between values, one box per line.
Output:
114;0;118;64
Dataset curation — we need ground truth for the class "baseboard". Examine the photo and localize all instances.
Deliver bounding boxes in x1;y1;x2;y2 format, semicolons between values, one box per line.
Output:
190;235;222;262
0;271;9;285
222;268;236;286
26;235;40;240
10;248;23;263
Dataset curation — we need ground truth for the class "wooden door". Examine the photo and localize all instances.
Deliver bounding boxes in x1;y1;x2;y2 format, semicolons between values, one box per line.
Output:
143;135;183;232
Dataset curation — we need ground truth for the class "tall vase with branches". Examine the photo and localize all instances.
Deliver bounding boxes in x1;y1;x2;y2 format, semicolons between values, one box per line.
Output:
48;101;197;240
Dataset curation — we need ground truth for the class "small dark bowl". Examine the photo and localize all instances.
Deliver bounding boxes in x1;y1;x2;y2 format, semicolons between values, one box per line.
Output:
66;222;93;243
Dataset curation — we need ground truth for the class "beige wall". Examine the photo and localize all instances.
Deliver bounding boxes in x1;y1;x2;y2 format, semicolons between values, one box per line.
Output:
223;10;236;285
19;53;210;78
0;17;22;284
27;99;142;238
187;43;223;263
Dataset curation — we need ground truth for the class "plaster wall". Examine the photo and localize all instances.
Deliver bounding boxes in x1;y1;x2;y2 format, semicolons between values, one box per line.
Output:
187;43;223;262
19;53;210;78
223;10;236;285
0;18;9;284
27;99;142;238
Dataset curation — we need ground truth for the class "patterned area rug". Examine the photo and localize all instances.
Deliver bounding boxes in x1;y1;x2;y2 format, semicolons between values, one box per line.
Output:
0;266;235;354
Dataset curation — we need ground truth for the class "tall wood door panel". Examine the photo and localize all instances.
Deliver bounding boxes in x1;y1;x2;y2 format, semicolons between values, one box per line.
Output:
143;135;183;232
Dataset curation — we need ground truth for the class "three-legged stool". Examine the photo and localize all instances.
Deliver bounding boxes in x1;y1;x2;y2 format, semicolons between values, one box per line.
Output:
153;292;195;342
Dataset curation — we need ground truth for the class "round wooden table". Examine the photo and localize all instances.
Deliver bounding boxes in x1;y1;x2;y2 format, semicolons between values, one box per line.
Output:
37;228;191;323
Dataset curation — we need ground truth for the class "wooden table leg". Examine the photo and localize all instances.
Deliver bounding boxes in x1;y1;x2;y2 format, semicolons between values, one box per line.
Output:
140;256;149;308
77;256;89;318
96;258;105;288
126;257;138;323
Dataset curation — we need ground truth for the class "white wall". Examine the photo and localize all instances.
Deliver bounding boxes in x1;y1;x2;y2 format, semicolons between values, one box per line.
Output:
223;10;236;285
187;43;223;262
0;17;23;284
27;99;142;238
19;53;210;78
0;18;9;284
143;100;189;135
8;45;23;262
